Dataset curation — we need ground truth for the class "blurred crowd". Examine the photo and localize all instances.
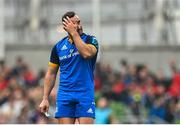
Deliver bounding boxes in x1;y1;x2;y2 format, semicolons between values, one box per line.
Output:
0;56;57;124
94;59;180;124
0;56;180;124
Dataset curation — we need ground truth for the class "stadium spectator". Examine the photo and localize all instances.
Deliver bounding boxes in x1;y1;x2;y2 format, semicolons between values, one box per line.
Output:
95;97;112;124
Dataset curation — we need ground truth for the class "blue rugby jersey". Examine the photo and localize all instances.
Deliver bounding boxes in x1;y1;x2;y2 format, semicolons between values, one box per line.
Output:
49;33;98;99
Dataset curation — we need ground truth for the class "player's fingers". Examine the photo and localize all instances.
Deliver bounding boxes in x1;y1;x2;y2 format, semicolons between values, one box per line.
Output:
40;107;44;113
66;16;72;23
39;105;43;112
43;108;46;113
62;21;68;27
44;106;49;113
41;106;48;113
39;104;46;112
63;26;67;31
63;18;70;24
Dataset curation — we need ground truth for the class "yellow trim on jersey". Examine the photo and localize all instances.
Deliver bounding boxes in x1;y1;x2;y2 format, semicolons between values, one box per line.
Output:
48;62;59;68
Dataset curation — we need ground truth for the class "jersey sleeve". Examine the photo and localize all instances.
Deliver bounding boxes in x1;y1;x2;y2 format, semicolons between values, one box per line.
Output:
87;36;99;51
48;45;59;67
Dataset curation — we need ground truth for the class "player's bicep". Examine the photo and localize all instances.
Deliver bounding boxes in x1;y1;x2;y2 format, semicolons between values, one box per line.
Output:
45;65;59;81
47;65;59;75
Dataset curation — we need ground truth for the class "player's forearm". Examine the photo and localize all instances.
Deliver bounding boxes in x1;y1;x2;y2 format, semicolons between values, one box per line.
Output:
43;67;57;100
71;32;93;58
43;75;56;99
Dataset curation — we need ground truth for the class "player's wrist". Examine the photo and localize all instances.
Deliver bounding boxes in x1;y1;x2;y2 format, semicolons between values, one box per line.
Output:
70;31;78;38
43;96;49;100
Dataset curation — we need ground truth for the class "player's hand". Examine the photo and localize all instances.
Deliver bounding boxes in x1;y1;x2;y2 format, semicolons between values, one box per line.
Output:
39;99;49;113
63;16;77;35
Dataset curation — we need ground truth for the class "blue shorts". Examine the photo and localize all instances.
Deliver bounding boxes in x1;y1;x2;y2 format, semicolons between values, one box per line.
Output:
54;92;95;119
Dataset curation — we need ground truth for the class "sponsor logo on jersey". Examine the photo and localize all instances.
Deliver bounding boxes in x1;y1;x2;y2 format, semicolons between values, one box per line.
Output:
61;45;67;50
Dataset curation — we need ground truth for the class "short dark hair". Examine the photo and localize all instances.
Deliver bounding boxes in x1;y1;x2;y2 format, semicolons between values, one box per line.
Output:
62;11;76;22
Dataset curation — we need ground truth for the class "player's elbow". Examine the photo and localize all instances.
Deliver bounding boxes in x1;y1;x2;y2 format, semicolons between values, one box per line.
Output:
82;54;90;59
81;52;93;59
44;71;56;82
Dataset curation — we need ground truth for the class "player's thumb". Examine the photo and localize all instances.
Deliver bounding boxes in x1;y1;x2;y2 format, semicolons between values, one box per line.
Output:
39;104;47;113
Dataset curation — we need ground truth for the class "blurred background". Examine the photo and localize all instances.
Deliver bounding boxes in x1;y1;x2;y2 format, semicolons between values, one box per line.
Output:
0;0;180;124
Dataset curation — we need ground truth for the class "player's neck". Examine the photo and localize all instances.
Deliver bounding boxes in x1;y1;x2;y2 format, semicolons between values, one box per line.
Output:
68;32;84;44
68;36;74;44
